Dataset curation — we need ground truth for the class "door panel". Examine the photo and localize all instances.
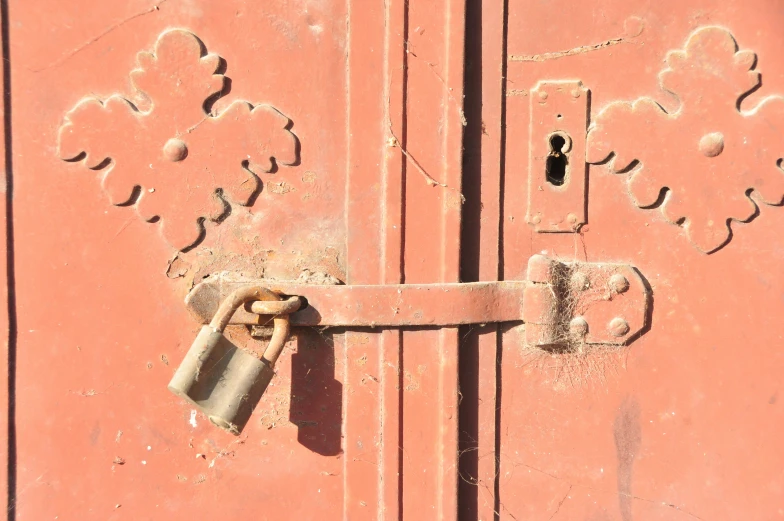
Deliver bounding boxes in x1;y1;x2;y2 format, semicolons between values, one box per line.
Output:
6;0;784;519
15;1;349;518
9;0;464;518
498;1;784;519
343;0;465;519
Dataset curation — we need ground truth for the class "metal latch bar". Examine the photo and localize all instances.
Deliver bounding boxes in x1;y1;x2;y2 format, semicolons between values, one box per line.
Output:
185;255;651;346
187;280;527;327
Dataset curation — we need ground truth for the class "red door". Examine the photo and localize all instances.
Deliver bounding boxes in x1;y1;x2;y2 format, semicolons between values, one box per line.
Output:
7;0;464;518
3;1;784;520
482;2;784;520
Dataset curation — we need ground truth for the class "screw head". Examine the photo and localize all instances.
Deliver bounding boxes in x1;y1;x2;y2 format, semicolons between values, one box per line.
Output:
163;138;188;162
569;317;588;336
531;214;542;224
538;90;548;101
608;273;630;294
571;89;581;98
698;132;724;158
608;317;630;337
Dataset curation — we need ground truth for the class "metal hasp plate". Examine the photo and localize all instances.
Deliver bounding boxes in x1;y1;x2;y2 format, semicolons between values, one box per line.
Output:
527;80;589;232
522;254;650;348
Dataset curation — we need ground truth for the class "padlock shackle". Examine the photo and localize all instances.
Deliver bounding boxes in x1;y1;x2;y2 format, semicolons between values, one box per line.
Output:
262;316;291;366
209;286;281;332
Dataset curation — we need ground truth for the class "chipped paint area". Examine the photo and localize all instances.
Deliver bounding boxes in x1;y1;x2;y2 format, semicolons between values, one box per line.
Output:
189;410;198;428
165;222;346;300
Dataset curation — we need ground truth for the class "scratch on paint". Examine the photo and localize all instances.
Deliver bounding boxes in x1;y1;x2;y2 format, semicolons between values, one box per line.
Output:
548;484;573;520
29;0;170;73
509;37;627;62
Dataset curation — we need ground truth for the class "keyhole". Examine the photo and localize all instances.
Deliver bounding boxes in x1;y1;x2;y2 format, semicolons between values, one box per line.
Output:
546;134;568;186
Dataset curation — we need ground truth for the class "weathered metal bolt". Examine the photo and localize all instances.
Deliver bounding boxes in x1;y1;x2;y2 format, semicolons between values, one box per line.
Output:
608;273;630;294
163;138;188;162
608;317;630;337
570;271;590;291
567;213;578;224
538;90;548;101
569;317;588;336
571;89;581;98
531;214;542;224
698;132;724;157
526;254;557;283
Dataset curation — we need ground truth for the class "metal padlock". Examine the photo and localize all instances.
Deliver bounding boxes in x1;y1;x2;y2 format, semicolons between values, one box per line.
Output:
168;286;300;434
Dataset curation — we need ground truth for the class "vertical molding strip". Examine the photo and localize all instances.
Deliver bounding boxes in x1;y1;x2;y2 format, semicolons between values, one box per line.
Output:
438;0;465;519
0;0;13;517
379;0;407;517
346;0;465;516
476;0;507;519
400;0;465;518
345;0;405;518
344;0;386;517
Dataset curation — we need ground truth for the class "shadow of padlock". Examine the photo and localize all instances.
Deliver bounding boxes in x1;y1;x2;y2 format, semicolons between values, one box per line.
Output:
168;286;301;434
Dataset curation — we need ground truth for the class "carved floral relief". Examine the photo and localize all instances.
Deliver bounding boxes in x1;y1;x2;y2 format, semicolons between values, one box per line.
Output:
58;29;299;251
587;26;784;253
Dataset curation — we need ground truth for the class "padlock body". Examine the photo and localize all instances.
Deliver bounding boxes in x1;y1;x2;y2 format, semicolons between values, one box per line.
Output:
168;326;275;434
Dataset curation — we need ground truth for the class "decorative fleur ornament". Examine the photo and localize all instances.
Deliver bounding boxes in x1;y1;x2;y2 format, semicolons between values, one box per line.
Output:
587;26;784;253
58;29;299;250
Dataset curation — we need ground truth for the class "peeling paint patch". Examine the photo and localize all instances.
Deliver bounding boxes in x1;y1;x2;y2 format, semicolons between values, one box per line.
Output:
269;181;295;194
189;410;198;428
166;254;189;279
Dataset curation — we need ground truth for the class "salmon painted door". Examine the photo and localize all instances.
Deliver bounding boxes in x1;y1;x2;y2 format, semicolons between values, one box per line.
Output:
460;1;784;520
5;0;784;520
5;0;465;518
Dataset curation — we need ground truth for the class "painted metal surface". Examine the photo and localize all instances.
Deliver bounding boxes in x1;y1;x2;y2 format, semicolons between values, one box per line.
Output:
58;28;300;251
494;2;784;520
8;0;464;518
586;25;784;254
3;0;784;520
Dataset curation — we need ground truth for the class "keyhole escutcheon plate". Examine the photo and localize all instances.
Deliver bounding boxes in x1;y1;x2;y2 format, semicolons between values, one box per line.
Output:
527;80;589;232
